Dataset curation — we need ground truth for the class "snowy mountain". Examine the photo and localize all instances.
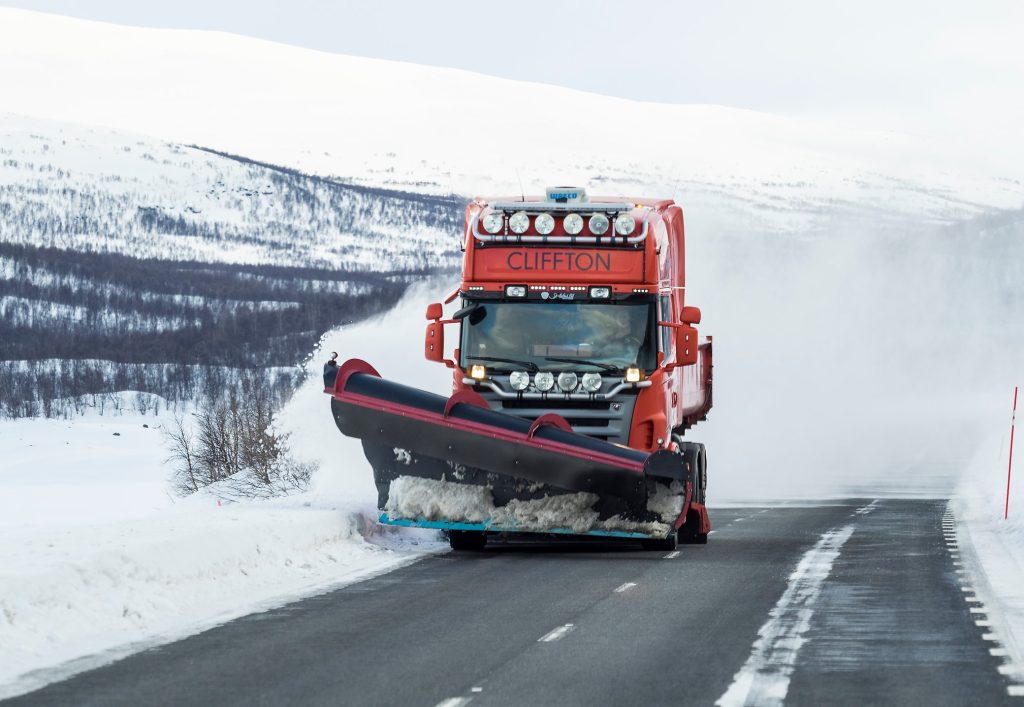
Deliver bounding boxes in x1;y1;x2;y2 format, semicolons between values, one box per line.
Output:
1;8;1021;238
0;115;461;415
0;115;460;269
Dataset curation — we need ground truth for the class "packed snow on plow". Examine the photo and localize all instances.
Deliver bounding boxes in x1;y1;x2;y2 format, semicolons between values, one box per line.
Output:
324;187;713;551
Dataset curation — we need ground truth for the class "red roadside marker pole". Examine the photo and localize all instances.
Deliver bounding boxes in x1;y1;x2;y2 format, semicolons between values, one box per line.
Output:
1007;385;1019;520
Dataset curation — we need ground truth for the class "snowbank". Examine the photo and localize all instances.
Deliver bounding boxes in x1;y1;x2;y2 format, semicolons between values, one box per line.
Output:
954;398;1024;689
0;410;442;698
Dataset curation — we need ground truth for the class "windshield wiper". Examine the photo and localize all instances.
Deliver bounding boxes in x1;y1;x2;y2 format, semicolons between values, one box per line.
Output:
466;355;539;373
543;356;620;373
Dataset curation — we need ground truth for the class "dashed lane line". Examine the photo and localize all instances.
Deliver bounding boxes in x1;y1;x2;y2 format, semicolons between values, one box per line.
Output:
537;623;575;643
434;698;472;707
614;582;638;593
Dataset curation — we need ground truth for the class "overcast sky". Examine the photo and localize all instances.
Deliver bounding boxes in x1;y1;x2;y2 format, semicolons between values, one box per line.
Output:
4;0;1022;137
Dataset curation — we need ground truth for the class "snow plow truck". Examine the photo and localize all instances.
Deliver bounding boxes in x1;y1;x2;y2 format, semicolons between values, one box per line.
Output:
324;187;713;551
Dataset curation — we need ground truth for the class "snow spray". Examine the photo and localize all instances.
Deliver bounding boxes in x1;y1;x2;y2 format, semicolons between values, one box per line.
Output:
1007;386;1018;520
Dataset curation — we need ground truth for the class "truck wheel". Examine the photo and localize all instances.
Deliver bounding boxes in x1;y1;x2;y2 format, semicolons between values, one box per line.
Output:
448;530;487;551
696;443;708;506
641;534;677;551
673;437;706;505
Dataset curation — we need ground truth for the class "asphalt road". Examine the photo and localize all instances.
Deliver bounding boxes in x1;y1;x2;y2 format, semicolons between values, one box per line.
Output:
7;500;1019;706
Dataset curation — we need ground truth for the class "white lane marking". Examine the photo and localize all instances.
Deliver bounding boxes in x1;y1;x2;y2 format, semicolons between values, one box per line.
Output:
992;648;1010;656
435;698;472;707
854;500;879;515
471;687;483;693
970;607;987;614
664;551;681;559
538;623;575;642
716;525;855;707
976;620;993;627
615;582;638;593
962;586;976;593
1009;685;1024;696
983;633;1000;641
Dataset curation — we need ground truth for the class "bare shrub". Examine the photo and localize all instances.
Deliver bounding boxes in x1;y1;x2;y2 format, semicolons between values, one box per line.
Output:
165;387;314;498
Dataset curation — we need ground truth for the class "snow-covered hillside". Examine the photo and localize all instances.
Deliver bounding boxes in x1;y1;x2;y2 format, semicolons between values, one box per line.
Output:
0;114;462;415
0;114;460;269
1;8;1021;237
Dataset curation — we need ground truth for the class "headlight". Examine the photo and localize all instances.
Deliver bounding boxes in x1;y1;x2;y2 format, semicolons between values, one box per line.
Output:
535;213;555;235
470;365;487;380
563;213;584;235
625;367;642;383
588;213;609;235
505;285;527;297
557;372;578;392
534;371;555;392
581;372;602;393
589;286;611;299
509;211;530;234
482;212;503;234
509;371;530;391
614;214;636;236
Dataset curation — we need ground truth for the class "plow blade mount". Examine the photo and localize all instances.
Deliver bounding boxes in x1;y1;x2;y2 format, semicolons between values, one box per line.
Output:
325;358;703;539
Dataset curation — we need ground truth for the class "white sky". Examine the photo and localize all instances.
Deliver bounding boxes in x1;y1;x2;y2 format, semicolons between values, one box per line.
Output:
2;0;1023;138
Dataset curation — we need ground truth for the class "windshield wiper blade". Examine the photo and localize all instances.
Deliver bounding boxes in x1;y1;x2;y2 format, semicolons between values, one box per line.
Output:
466;356;539;373
543;357;619;373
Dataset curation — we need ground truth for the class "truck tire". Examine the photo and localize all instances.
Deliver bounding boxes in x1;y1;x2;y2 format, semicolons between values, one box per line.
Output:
673;437;706;505
696;443;708;506
448;530;487;551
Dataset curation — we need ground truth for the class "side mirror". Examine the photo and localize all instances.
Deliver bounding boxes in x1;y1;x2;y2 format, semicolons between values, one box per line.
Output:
675;325;699;366
425;302;443;321
425;320;445;362
680;306;701;325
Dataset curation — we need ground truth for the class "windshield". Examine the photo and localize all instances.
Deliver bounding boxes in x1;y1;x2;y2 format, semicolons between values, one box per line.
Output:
459;300;657;373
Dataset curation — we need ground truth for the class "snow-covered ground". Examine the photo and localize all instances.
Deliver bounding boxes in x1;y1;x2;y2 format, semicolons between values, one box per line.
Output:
0;403;442;699
954;401;1024;692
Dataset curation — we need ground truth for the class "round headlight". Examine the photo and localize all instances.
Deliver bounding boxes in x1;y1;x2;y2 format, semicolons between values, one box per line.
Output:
535;213;555;235
557;372;578;392
563;213;584;235
589;213;609;235
614;214;636;236
509;370;530;391
581;372;603;393
482;212;503;234
534;371;555;392
509;211;530;234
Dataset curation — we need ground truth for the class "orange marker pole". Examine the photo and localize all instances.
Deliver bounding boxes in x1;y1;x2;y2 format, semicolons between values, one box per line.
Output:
1007;386;1018;520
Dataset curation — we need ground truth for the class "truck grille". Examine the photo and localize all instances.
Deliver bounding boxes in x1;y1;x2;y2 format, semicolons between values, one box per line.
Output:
478;392;636;445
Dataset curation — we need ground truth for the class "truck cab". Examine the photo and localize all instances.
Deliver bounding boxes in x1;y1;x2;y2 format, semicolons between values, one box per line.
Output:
425;187;712;455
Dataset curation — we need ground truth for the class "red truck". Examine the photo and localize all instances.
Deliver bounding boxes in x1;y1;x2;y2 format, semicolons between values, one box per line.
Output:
325;187;713;550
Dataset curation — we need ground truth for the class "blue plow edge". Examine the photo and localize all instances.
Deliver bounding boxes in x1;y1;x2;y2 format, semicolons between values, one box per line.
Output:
379;512;654;539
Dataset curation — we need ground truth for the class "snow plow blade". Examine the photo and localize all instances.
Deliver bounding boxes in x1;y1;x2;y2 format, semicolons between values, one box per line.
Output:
325;358;706;540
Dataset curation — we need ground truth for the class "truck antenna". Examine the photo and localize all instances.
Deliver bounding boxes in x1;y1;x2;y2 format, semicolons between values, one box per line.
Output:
514;168;525;202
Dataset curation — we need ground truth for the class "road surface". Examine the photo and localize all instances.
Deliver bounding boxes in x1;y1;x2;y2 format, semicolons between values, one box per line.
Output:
6;499;1019;706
